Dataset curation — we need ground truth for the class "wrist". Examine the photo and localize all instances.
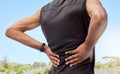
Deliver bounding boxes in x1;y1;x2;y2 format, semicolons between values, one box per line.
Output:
84;41;94;48
44;45;49;53
39;43;46;52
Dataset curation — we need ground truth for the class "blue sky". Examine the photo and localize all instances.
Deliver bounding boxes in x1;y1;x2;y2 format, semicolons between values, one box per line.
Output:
0;0;120;64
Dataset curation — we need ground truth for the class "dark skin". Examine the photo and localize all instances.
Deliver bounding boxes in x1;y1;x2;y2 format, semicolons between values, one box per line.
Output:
6;0;107;67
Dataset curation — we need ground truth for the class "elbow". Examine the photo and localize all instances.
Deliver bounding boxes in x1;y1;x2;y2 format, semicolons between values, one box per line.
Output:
100;11;107;21
5;28;15;38
92;9;107;22
92;9;108;29
6;26;27;38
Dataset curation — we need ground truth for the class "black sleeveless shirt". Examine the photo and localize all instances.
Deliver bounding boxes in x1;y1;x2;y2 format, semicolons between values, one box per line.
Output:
40;0;94;74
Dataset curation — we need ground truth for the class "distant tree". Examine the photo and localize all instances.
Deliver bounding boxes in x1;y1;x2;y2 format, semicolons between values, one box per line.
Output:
95;56;120;68
103;56;120;67
44;62;52;74
2;56;9;69
0;56;10;73
95;62;104;68
32;62;40;68
40;62;47;67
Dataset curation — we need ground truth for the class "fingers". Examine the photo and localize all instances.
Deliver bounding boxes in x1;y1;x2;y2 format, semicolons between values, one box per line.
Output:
49;52;60;67
65;54;82;67
66;58;79;65
51;53;59;58
69;60;81;67
65;54;78;62
45;47;60;67
50;53;60;62
51;58;60;67
65;56;82;67
50;55;60;64
52;63;58;67
65;49;84;67
65;50;77;55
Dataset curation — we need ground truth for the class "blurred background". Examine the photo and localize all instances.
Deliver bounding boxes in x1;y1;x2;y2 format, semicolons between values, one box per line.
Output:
0;0;120;74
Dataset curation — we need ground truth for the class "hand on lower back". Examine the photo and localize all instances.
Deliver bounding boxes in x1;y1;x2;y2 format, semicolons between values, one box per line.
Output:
65;43;93;67
44;46;60;67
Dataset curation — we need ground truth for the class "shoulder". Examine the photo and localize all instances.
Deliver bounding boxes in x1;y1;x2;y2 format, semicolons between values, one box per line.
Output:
41;0;56;12
86;0;107;17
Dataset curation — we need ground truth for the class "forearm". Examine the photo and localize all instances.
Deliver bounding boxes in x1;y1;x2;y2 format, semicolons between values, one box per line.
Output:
6;28;42;50
6;11;44;50
84;12;107;47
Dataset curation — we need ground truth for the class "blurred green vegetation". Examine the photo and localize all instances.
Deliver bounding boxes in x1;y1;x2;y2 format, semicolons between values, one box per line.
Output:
0;56;51;74
0;56;120;74
0;61;49;74
95;56;120;68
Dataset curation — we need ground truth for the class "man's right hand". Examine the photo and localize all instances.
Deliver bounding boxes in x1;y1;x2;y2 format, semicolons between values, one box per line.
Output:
44;46;60;67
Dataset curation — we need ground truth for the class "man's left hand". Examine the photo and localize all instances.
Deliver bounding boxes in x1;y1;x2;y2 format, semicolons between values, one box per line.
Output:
65;43;93;67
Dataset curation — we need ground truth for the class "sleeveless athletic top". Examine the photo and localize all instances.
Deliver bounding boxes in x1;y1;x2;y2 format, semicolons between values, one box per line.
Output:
40;0;94;74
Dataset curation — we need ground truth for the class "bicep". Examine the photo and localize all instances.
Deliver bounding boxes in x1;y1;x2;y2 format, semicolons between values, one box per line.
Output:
9;10;41;32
